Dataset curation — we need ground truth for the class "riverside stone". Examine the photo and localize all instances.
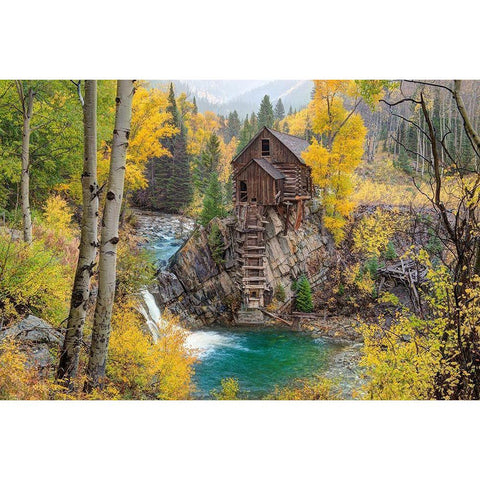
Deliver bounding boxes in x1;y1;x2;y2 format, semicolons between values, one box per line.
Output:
0;315;63;370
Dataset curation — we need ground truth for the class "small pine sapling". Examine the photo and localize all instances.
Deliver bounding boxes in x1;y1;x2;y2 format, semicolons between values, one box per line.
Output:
295;275;314;313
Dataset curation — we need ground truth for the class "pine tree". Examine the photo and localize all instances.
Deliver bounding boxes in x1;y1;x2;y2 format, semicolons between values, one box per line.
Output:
193;133;221;196
250;111;258;134
165;124;192;212
226;110;241;142
288;105;293;116
258;95;274;129
167;82;179;126
295;275;313;313
236;116;252;154
200;173;226;226
274;98;285;121
192;96;198;115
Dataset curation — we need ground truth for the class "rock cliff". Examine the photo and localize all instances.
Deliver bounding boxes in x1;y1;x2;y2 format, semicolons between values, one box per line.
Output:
153;206;334;327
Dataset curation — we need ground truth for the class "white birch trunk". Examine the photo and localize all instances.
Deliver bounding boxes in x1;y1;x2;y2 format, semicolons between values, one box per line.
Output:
16;82;34;244
57;80;98;384
85;80;135;391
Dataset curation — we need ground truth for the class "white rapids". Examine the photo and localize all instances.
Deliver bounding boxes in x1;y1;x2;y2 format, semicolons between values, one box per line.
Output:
139;289;239;358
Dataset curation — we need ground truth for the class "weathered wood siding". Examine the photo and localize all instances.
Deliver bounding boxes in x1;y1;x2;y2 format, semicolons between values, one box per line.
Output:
232;128;312;203
236;161;277;205
234;129;299;167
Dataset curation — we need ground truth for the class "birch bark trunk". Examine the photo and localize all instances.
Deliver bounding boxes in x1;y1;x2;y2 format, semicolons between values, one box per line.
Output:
84;80;135;391
16;82;34;244
57;80;98;384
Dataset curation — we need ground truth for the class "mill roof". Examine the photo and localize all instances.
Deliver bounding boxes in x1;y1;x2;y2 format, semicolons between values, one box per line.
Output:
265;128;309;163
232;126;309;165
234;158;286;180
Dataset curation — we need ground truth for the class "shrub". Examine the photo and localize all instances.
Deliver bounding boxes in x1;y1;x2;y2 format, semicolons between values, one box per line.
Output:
274;283;286;302
107;302;197;400
42;195;75;239
266;376;341;400
295;275;314;313
364;257;380;281
116;232;156;298
0;338;68;400
384;241;397;260
353;209;399;259
207;223;225;267
0;231;74;325
211;377;240;400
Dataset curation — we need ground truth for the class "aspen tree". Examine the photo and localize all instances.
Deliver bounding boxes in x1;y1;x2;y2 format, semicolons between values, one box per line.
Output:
57;81;99;385
15;81;35;244
85;80;135;391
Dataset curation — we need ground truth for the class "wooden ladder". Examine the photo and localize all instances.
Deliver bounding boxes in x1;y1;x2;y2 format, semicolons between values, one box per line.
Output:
235;204;267;309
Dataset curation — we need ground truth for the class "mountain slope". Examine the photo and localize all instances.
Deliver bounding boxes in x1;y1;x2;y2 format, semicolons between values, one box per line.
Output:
148;79;313;116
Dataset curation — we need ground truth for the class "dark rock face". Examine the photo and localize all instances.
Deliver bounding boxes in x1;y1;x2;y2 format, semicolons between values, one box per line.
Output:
0;315;63;370
155;206;333;327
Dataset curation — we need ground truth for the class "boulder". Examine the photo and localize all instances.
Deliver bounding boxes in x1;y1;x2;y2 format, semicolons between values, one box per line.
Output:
0;315;63;370
0;315;63;345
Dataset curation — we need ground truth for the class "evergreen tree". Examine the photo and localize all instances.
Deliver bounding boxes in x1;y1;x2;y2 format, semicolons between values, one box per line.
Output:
167;82;179;126
165;124;192;212
192;96;198;115
288;105;293;116
236;116;252;154
250;111;258;134
274;98;285;121
258;95;274;129
139;82;192;213
200;173;226;226
295;275;313;313
193;133;221;196
226;110;241;142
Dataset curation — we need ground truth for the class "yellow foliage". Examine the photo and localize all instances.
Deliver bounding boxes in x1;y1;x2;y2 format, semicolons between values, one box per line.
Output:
185;110;221;156
358;313;439;400
211;377;240;400
0;231;74;325
351;178;428;207
127;86;178;191
266;376;341;400
353;209;400;258
302;81;367;243
279;109;311;137
0;337;119;400
42;195;75;239
96;86;178;194
107;301;197;399
344;262;375;295
218;136;237;184
0;338;67;400
377;291;400;306
359;249;480;400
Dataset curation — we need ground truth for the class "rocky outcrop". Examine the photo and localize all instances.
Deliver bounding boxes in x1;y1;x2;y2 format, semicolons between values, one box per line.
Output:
154;205;334;327
0;315;63;370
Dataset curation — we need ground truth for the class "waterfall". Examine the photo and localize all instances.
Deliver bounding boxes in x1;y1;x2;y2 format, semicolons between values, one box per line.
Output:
139;288;239;357
139;289;165;343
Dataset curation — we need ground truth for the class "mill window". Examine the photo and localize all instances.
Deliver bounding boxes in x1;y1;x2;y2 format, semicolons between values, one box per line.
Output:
239;181;248;202
261;139;270;156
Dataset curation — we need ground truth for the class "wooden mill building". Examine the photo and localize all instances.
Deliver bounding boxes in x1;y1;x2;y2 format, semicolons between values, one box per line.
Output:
231;127;313;322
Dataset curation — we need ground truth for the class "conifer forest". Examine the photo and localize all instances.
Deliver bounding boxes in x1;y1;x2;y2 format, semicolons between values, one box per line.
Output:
1;79;480;402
